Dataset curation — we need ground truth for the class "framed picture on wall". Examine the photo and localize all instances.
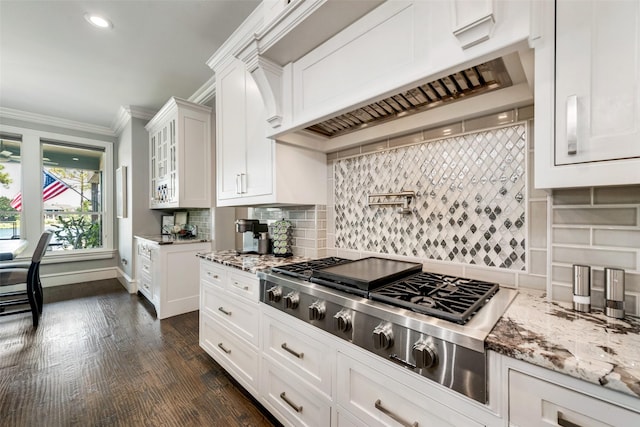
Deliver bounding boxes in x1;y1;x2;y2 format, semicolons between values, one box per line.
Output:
116;166;127;218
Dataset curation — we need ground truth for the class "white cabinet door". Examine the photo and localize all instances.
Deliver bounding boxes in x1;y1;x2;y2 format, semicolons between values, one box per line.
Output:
244;70;273;198
336;352;482;427
217;59;249;201
555;0;640;166
509;370;640;427
535;0;640;188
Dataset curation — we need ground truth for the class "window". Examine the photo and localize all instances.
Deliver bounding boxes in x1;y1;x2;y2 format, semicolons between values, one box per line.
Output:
42;141;106;251
0;135;22;240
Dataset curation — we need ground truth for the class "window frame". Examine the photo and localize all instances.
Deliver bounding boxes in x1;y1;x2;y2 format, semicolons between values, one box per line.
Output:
0;124;114;262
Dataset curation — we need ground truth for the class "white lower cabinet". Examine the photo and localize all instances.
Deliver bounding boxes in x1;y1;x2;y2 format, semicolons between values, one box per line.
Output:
262;311;333;398
199;260;261;395
336;351;482;427
135;237;210;319
261;356;332;427
508;370;640;427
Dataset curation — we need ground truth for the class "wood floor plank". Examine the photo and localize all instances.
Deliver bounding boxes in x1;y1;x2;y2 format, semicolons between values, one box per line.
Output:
0;279;279;427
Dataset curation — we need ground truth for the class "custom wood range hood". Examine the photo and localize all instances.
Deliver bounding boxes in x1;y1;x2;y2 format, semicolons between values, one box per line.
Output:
304;56;514;138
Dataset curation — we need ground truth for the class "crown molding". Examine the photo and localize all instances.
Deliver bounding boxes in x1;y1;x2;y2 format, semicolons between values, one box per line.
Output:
112;105;158;136
0;107;116;136
189;75;216;106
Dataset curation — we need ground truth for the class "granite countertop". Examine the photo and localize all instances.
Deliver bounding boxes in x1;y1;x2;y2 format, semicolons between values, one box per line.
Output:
197;249;309;274
135;234;211;245
487;289;640;398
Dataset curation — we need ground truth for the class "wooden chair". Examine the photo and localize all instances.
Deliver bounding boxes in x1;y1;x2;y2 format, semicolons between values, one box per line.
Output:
0;232;52;328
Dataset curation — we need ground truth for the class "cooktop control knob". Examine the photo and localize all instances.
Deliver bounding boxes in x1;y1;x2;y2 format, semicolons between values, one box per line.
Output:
412;341;438;369
284;292;299;310
266;286;282;303
372;324;394;350
333;311;352;332
308;301;326;321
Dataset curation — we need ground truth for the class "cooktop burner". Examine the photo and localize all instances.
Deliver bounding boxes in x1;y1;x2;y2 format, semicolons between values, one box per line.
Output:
370;272;499;324
270;257;351;280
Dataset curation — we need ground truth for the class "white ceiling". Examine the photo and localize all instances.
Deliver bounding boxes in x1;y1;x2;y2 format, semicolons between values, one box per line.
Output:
0;0;261;130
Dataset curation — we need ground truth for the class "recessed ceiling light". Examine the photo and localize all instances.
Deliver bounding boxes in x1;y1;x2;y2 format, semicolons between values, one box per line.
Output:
84;13;112;29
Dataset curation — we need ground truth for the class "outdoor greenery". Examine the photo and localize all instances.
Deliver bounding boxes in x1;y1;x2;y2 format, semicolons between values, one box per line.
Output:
0;196;18;221
50;215;101;249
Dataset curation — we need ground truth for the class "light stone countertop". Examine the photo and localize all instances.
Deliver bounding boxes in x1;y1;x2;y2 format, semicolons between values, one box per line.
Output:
196;249;309;274
487;289;640;399
135;234;211;245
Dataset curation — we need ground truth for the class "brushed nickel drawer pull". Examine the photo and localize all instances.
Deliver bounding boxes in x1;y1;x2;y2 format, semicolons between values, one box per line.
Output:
217;343;231;354
218;307;232;316
558;412;582;427
375;399;418;427
280;392;303;413
281;343;304;359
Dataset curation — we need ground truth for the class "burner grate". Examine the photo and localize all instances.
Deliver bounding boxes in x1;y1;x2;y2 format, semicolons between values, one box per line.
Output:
270;257;352;280
370;272;499;324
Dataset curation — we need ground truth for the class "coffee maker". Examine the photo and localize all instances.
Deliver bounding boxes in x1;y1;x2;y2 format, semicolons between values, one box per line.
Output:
235;219;268;254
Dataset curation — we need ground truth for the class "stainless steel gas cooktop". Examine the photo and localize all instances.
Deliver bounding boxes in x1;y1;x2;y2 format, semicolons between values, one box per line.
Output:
260;256;517;403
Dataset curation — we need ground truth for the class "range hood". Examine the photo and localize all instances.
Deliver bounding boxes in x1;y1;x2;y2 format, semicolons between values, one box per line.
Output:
303;55;519;139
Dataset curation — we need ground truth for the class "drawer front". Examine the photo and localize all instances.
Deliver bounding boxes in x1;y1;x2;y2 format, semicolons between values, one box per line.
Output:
509;370;640;427
261;357;331;427
337;352;481;427
138;272;154;301
263;312;332;398
208;288;259;346
199;312;259;393
228;271;259;302
139;257;153;277
200;260;226;290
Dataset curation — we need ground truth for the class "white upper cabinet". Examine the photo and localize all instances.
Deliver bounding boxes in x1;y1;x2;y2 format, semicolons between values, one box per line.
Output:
535;0;640;188
215;57;326;207
146;97;212;209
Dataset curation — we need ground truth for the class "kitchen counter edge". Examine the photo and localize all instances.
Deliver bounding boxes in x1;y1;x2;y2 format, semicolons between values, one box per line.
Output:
487;288;640;399
197;250;309;274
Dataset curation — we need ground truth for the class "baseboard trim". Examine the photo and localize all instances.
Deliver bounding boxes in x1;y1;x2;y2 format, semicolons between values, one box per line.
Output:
116;267;138;293
41;267;118;288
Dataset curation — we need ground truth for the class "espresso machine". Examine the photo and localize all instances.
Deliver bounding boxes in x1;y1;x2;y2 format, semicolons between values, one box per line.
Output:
235;219;268;254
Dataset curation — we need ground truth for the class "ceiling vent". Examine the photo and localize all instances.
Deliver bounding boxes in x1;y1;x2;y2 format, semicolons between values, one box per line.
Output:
304;57;513;138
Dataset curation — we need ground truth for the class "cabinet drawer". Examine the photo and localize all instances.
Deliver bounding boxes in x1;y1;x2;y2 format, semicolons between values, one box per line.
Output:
261;357;331;427
337;352;481;427
200;260;226;290
262;312;333;398
199;312;259;393
228;271;259;302
509;370;640;427
201;286;259;346
138;273;154;301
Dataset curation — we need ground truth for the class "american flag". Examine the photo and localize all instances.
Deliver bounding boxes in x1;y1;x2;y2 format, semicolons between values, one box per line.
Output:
10;171;69;211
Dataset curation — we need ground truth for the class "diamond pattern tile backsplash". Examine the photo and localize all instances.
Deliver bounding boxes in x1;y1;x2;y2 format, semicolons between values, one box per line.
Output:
334;124;527;270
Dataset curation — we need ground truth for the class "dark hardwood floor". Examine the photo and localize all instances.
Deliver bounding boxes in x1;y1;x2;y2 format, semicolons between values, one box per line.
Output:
0;279;280;427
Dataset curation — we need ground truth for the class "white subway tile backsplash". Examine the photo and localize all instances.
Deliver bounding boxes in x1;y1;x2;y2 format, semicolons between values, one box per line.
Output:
388;131;423;148
593;229;640;248
529;201;547;248
593;185;640;204
518;274;546;291
592;269;640;293
552;227;591;245
552;188;591;205
529;249;547;275
552;208;637;226
552;246;637;271
464;266;517;287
